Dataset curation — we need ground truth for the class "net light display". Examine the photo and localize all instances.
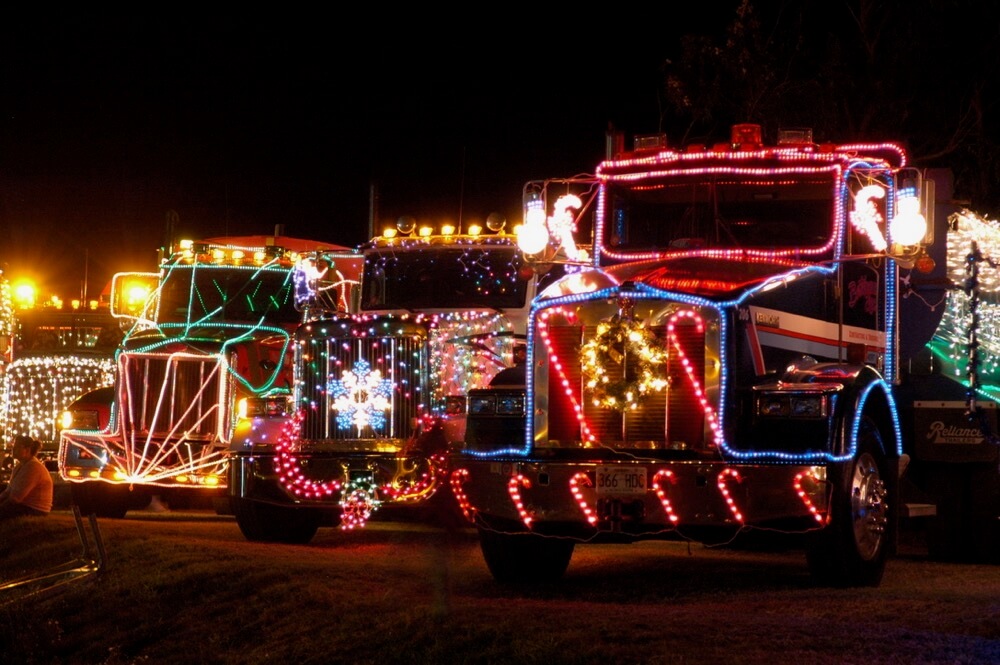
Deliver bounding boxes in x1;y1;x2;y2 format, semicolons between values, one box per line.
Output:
2;356;115;440
0;274;13;360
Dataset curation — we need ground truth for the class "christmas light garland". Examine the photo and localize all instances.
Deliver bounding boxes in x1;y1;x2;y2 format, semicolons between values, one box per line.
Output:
580;316;668;411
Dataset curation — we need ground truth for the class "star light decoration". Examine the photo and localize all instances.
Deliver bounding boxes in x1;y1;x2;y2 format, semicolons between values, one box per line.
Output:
328;358;393;433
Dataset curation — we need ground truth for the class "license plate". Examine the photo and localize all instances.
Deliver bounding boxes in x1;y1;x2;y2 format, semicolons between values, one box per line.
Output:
595;466;647;495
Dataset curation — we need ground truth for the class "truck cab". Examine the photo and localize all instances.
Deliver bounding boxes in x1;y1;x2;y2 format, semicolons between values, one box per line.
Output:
452;126;942;587
228;220;542;543
58;234;361;517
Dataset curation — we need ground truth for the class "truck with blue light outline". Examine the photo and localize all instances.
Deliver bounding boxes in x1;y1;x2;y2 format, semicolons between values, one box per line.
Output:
449;124;998;587
57;232;362;518
227;218;542;543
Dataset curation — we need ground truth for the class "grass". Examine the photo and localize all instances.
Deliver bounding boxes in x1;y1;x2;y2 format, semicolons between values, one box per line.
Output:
2;510;999;664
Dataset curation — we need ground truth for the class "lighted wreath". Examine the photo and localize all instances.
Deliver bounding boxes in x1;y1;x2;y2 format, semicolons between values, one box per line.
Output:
580;316;668;412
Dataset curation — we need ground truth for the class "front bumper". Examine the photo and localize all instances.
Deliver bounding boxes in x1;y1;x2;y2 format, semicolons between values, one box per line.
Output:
59;430;227;489
229;449;448;508
450;457;831;542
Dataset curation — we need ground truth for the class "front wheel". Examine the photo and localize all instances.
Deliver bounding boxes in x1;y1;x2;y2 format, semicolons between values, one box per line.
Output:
807;418;894;587
231;497;323;544
478;527;575;584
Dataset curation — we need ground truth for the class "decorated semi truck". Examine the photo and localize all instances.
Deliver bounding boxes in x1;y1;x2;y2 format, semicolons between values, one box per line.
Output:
228;219;540;543
450;124;998;588
58;232;361;517
1;300;122;504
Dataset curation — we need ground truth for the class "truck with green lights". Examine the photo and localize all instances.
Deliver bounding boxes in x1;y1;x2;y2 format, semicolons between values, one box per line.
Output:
58;232;361;518
228;220;541;543
450;124;997;589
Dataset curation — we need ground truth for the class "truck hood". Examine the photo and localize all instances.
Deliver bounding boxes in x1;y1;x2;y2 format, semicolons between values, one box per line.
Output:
121;325;290;354
539;255;809;302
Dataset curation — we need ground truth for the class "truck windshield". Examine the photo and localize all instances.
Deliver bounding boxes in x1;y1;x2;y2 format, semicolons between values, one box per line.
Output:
603;174;835;252
360;247;529;311
157;265;300;324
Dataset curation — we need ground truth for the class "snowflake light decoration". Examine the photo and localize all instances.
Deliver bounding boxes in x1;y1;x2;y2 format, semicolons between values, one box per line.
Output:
328;359;393;433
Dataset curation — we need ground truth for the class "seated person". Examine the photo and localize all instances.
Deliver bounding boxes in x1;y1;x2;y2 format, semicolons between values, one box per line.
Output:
0;435;54;519
490;344;527;387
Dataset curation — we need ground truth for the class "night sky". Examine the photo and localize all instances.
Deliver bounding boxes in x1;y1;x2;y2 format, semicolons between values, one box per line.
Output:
0;8;734;300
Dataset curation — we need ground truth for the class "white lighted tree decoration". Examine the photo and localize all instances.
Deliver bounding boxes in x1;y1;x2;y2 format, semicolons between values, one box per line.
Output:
328;359;393;433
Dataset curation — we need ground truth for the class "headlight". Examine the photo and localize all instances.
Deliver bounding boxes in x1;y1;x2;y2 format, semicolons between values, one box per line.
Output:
755;393;828;419
61;409;100;430
497;394;525;415
790;396;826;417
238;396;291;419
469;395;496;415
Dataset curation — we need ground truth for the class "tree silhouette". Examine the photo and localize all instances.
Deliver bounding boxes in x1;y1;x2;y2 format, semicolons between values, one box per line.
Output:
661;0;1000;212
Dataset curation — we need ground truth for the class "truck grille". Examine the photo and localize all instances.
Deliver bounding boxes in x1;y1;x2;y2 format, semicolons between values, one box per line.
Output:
543;306;716;451
118;352;231;440
298;332;428;443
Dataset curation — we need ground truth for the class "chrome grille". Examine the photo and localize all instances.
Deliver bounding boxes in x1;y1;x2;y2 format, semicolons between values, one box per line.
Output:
299;332;428;442
543;306;715;450
119;352;230;440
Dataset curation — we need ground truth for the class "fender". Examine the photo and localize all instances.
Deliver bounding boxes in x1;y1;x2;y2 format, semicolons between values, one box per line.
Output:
781;360;902;460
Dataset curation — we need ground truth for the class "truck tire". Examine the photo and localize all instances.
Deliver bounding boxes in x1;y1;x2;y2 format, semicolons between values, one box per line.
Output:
231;497;322;544
70;482;151;519
478;527;575;583
807;418;893;587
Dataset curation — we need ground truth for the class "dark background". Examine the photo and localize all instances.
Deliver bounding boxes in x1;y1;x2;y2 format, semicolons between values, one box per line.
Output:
0;9;724;300
2;3;998;300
